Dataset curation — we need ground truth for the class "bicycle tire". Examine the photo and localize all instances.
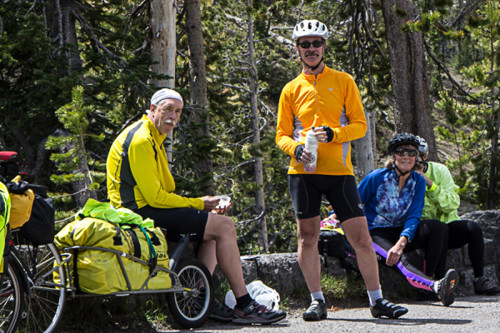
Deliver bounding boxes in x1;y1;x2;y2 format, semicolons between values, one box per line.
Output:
166;258;214;328
0;261;24;333
13;241;66;333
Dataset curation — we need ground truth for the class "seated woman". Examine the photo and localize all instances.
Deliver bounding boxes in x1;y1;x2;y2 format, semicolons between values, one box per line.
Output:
416;137;500;295
357;133;458;306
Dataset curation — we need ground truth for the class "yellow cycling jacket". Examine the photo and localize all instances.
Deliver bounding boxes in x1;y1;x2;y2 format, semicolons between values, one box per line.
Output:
106;115;204;211
276;66;367;175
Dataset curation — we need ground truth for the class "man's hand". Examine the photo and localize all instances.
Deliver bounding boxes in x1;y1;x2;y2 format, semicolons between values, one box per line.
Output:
313;126;334;143
201;195;231;214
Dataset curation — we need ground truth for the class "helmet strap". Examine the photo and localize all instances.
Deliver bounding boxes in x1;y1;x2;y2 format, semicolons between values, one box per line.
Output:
301;55;324;71
394;163;410;178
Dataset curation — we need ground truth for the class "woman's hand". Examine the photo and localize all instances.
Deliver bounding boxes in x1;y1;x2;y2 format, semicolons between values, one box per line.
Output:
386;245;403;266
386;236;407;266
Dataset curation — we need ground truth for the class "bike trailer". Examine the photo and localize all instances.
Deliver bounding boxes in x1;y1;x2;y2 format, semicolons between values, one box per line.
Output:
54;199;171;294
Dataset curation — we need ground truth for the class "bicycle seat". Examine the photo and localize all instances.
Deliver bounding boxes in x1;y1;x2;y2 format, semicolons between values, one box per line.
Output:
0;151;17;162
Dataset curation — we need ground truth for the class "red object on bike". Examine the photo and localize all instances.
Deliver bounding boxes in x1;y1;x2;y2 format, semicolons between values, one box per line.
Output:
0;151;17;162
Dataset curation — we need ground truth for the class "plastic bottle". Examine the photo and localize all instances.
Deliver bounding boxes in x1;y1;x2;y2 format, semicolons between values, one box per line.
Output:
304;129;318;173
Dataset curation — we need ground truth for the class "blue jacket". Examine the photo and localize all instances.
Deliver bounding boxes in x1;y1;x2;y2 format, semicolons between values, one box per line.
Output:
358;168;426;241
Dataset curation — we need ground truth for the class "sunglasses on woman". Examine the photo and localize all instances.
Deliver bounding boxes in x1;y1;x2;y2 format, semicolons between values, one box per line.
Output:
298;40;325;49
394;148;418;157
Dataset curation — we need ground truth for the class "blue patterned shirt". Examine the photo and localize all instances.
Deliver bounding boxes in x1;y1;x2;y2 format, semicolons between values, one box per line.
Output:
358;168;426;241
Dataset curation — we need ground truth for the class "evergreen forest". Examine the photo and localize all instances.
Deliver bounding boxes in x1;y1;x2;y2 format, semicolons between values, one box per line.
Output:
0;0;498;255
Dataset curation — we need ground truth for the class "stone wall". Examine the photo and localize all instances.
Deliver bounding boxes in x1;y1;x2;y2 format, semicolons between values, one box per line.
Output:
215;210;500;299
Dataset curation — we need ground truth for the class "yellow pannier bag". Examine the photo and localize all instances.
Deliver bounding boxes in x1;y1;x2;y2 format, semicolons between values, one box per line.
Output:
54;217;171;294
8;175;35;229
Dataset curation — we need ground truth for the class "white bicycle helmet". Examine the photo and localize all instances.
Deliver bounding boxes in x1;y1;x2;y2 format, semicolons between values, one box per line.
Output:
292;20;329;41
417;136;429;155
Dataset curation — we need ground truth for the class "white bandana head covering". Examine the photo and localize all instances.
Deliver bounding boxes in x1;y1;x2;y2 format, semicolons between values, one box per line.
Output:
150;88;183;106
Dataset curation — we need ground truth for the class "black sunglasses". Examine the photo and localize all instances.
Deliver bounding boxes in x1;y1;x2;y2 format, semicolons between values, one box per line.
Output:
394;148;418;157
298;40;324;49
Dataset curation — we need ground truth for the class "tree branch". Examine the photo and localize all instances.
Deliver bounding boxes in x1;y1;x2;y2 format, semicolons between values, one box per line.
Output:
423;39;478;103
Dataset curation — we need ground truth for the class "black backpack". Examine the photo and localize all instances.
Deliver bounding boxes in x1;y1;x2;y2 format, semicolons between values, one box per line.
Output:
318;229;348;260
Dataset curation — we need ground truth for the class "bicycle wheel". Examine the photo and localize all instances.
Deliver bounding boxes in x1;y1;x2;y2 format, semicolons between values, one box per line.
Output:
166;258;214;328
0;261;24;333
14;242;66;333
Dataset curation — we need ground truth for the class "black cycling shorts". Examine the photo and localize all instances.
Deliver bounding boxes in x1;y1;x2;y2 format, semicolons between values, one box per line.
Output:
288;174;365;222
135;206;208;242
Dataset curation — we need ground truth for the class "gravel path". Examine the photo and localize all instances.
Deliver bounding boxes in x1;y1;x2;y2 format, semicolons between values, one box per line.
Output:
166;295;500;332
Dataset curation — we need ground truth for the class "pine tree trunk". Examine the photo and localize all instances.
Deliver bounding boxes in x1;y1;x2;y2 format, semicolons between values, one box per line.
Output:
150;0;176;161
381;0;437;160
247;0;268;252
185;0;215;194
353;110;375;180
46;0;83;71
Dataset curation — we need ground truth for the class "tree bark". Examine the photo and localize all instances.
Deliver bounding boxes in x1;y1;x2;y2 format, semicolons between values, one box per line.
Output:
353;110;375;180
247;0;268;252
150;0;176;161
381;0;437;160
46;0;83;71
185;0;215;194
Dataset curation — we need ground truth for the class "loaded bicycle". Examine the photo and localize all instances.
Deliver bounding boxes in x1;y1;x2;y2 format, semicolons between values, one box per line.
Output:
1;151;214;332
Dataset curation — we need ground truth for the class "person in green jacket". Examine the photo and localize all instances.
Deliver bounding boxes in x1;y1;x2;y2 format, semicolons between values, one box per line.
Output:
415;137;500;295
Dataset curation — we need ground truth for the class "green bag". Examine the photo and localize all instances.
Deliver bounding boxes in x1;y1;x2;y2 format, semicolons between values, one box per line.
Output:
54;200;171;294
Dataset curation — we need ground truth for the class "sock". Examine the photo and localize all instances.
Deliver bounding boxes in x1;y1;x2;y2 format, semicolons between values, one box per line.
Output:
367;288;383;307
235;293;252;309
432;280;440;293
311;291;325;302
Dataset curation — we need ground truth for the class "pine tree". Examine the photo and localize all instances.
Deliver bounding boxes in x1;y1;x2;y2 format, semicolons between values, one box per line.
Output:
45;86;106;208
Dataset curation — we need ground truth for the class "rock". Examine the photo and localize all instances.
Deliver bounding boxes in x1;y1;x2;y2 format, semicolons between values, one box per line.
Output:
214;210;500;301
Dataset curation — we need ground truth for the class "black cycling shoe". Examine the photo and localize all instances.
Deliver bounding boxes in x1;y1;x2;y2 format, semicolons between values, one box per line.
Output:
370;298;408;319
210;299;233;322
437;269;458;306
232;300;286;324
303;299;327;321
474;276;500;295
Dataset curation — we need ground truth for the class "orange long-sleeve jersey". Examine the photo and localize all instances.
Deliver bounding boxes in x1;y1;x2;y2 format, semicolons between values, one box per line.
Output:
276;66;367;176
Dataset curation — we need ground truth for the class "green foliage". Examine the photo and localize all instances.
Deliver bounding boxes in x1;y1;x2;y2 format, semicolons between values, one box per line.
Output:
321;273;366;303
2;0;498;255
46;86;106;205
0;3;77;155
433;1;499;209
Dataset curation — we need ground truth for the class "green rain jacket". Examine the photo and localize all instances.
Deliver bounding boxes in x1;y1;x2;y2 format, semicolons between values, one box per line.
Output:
421;161;461;223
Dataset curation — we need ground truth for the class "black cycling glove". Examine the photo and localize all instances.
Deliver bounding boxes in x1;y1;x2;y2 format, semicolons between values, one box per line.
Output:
295;145;305;162
323;126;334;143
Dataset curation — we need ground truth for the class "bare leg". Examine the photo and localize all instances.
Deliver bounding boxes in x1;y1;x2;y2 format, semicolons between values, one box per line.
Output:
297;216;322;293
342;216;380;291
202;214;247;297
197;240;217;274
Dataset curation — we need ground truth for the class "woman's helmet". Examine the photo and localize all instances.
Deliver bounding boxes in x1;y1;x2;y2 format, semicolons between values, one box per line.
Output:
388;132;420;154
417;136;429;155
292;20;329;41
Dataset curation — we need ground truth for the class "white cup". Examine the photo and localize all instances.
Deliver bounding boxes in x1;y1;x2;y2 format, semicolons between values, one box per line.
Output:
216;195;231;209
